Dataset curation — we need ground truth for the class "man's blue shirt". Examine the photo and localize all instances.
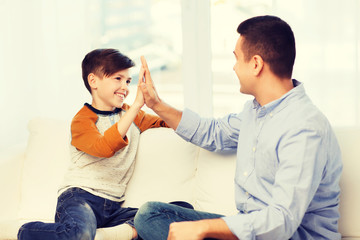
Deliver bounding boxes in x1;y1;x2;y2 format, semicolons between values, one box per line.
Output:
175;80;342;240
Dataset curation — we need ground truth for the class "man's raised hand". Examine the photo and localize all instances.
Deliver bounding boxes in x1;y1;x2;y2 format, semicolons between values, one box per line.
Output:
139;56;161;109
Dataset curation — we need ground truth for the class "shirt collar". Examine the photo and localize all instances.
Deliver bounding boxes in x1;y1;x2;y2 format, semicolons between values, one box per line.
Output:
84;103;122;115
252;79;305;116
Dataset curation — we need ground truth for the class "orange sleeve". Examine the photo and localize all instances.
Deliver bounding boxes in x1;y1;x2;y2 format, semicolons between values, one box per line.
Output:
71;106;128;158
122;104;169;133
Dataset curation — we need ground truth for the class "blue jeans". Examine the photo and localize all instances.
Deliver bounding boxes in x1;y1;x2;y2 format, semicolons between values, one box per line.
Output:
134;201;224;240
18;188;138;240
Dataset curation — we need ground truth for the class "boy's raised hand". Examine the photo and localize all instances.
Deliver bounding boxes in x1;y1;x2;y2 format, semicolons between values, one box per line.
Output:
139;56;161;109
133;66;145;108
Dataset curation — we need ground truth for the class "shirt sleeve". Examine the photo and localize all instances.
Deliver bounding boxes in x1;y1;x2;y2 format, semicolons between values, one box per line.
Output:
175;108;241;152
223;127;328;239
71;107;128;158
132;108;169;133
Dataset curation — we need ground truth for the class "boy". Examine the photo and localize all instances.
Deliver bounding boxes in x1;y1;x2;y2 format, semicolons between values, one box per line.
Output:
18;49;168;240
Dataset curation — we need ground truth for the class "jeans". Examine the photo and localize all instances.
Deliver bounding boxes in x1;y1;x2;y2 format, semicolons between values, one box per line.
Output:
18;188;138;240
134;201;224;240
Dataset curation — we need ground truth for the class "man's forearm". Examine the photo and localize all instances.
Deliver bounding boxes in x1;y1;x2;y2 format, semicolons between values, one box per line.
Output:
152;99;182;130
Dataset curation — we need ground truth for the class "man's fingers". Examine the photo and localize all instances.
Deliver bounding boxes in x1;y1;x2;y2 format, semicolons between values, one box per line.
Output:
140;55;149;70
140;56;153;85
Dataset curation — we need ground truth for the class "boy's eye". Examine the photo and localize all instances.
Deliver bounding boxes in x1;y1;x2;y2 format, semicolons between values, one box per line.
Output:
126;79;131;84
115;77;121;81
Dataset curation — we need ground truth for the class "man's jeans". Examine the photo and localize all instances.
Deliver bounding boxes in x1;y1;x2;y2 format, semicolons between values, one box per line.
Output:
18;188;137;240
134;201;224;240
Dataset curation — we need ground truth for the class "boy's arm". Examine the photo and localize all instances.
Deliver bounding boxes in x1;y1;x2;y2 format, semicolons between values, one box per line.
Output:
117;68;145;137
71;70;145;158
71;112;128;158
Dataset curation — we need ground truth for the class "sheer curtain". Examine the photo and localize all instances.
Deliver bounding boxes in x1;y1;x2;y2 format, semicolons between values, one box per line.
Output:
0;0;100;150
274;0;360;127
210;0;360;127
0;0;359;152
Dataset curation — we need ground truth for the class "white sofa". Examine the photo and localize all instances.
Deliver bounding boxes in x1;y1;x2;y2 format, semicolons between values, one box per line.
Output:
0;117;359;239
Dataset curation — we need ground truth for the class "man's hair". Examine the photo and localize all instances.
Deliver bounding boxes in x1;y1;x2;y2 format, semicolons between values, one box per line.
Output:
81;48;135;93
237;15;296;79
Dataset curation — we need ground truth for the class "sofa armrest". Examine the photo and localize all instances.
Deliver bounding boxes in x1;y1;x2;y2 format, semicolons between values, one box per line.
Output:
0;146;25;221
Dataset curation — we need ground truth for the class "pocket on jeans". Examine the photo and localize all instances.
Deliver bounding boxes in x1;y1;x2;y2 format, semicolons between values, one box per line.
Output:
58;189;74;203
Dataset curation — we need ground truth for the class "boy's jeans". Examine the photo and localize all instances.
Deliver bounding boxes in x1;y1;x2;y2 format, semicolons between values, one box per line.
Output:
18;187;137;240
134;201;224;240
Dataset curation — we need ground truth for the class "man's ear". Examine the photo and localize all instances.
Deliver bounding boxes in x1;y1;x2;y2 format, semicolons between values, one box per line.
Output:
88;73;97;90
252;55;264;76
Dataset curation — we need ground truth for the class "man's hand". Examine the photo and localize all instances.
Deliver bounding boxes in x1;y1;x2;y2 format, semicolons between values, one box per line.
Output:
138;55;183;130
167;221;207;240
139;56;161;109
167;219;238;240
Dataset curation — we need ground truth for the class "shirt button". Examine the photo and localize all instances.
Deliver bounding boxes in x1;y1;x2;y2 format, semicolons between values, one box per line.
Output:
252;147;256;152
269;113;273;117
245;192;250;196
243;171;248;176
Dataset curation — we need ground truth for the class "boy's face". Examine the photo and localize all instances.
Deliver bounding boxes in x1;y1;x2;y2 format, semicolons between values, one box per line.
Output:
91;68;132;111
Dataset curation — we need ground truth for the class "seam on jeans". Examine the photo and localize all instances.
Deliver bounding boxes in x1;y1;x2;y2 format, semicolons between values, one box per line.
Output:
160;208;195;222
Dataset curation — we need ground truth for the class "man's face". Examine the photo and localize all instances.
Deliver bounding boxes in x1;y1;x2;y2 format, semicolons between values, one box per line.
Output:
233;36;254;95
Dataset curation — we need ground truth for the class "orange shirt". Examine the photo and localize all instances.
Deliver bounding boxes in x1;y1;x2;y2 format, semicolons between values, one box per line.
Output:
71;103;168;158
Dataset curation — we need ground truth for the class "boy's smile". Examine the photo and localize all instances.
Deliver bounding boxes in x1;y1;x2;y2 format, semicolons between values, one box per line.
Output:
90;69;132;111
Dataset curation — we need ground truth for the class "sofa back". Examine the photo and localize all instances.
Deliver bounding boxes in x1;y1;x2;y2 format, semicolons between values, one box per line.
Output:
14;118;360;238
334;128;360;237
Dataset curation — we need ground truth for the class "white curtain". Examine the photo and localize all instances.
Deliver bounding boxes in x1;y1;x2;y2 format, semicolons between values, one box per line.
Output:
0;0;102;150
0;0;359;152
274;0;360;126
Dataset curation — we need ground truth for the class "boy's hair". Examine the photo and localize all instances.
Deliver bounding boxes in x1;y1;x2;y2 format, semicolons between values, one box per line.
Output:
237;15;296;79
81;49;135;93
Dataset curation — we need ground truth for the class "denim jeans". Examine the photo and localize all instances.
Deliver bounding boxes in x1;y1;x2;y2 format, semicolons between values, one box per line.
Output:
18;188;138;240
134;201;224;240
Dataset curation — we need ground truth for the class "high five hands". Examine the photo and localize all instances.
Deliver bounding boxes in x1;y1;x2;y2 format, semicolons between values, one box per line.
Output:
138;56;161;109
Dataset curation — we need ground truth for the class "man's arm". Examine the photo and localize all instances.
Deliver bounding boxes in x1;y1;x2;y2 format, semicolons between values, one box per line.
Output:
167;219;238;240
139;56;182;130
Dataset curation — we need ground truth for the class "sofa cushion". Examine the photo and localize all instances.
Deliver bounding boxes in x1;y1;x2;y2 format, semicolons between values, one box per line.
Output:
334;128;360;238
123;128;198;208
18;118;71;222
194;148;238;216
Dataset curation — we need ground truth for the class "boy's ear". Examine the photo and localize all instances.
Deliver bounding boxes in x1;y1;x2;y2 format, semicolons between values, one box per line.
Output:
88;73;97;90
252;55;264;76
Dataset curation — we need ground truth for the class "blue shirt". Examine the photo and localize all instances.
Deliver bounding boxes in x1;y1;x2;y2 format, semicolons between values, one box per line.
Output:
175;80;342;240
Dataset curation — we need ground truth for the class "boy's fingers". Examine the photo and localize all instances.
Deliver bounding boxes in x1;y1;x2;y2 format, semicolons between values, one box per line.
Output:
138;67;145;86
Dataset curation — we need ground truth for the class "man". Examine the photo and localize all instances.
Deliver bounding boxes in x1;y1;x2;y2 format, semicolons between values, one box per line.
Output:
135;15;342;240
